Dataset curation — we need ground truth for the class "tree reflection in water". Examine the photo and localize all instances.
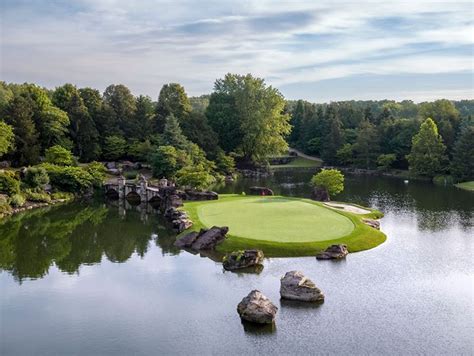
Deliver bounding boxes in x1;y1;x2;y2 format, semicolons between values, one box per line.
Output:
0;200;178;283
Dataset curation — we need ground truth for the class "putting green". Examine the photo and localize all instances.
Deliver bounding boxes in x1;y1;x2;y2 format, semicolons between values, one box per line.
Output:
197;196;354;243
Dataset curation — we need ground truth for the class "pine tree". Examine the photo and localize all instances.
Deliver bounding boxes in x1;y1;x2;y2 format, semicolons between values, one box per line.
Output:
450;126;474;181
354;119;380;169
321;105;343;164
163;115;189;149
407;118;447;177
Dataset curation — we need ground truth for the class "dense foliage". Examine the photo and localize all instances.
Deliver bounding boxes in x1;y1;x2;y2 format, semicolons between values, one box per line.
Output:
311;169;345;197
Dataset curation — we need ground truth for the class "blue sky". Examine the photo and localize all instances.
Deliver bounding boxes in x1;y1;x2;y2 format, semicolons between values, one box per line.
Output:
1;0;473;102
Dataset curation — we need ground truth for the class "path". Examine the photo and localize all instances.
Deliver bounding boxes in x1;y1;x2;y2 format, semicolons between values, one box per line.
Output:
288;148;323;163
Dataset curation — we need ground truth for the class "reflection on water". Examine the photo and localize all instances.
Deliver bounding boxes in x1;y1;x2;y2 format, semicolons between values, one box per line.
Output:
0;200;178;283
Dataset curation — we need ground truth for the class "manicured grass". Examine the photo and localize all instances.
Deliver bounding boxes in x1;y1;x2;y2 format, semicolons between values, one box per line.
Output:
455;181;474;192
270;157;321;169
180;194;386;257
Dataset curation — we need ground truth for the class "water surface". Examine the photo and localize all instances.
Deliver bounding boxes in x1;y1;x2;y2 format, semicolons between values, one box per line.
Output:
1;172;473;355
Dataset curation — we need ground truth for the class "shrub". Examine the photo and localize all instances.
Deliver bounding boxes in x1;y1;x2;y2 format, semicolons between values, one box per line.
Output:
85;161;106;188
45;145;75;166
51;191;74;200
41;164;94;192
176;165;216;190
377;154;396;171
215;150;235;175
311;169;344;197
128;140;153;162
24;189;51;203
150;145;189;178
9;193;26;207
0;172;20;195
24;166;49;188
124;170;138;180
0;194;12;215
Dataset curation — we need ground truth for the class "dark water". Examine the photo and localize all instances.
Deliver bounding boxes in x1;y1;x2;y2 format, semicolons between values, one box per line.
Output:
1;172;473;355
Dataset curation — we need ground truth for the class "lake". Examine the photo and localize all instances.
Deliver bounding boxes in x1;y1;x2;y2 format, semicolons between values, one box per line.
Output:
1;171;473;355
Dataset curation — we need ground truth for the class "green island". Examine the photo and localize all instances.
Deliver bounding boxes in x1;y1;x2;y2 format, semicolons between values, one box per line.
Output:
454;181;474;192
181;194;386;257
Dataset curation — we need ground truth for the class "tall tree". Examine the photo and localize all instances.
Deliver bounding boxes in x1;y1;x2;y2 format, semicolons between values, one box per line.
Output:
162;115;189;149
132;95;155;140
354;119;380;169
155;83;191;133
0;121;14;157
321;104;343;164
103;84;136;136
450;126;474;182
407;118;447;177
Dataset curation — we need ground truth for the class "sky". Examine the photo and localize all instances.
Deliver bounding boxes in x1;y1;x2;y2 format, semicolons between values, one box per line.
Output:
1;0;473;103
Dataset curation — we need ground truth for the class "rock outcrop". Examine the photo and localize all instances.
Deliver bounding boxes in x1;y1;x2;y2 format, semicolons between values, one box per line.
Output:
184;189;218;201
165;207;193;233
362;218;380;230
174;226;229;250
280;271;324;302
249;186;274;196
223;250;264;270
311;187;330;202
237;290;278;324
316;244;349;260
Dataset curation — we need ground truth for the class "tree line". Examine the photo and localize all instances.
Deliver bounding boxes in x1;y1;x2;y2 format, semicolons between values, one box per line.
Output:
288;98;473;181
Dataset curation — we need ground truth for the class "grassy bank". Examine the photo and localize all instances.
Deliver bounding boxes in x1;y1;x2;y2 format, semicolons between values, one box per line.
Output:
455;181;474;192
180;194;386;257
270;156;321;170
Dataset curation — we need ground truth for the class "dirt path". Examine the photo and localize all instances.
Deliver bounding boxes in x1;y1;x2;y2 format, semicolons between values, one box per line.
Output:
289;148;323;162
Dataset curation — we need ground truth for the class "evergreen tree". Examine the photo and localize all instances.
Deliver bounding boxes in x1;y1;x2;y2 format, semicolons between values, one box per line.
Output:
162;115;189;149
407;118;447;177
133;95;154;140
155;83;191;133
103;84;136;136
321;105;343;164
450;126;474;181
354;119;380;169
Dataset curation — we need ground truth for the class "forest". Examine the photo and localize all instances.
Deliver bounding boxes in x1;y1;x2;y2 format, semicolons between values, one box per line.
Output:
1;73;473;189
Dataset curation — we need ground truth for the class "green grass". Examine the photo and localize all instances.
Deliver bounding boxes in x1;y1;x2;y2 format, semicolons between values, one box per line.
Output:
455;181;474;192
180;194;386;257
270;157;321;169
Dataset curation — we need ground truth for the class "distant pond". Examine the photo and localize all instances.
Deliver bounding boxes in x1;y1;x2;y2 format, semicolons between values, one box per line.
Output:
1;171;473;355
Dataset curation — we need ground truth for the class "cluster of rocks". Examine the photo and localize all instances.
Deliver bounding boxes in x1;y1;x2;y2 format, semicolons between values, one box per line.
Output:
223;250;264;271
174;226;229;250
237;271;324;324
183;189;218;201
249;186;274;196
165;207;193;233
362;218;381;230
316;244;349;260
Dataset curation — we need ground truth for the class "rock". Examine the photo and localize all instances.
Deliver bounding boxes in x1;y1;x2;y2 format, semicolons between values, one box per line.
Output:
249;186;274;196
237;290;278;324
191;226;229;250
363;218;380;230
311;187;330;202
223;250;264;270
0;161;10;168
165;207;193;233
107;168;121;176
106;161;116;169
184;189;218;201
174;231;200;248
316;244;349;260
280;271;324;302
174;226;229;250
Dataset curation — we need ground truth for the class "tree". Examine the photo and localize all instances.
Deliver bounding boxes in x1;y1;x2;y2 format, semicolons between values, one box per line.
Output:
407;118;447;177
180;111;218;155
0;121;14;157
176;165;216;190
24;167;49;188
4;96;40;166
155;83;192;132
336;143;353;166
311;169;344;197
377;154;396;171
321;105;343;164
45;145;74;166
132;95;154;139
150;145;189;178
103;84;136;136
162;115;189;149
103;135;127;160
353;119;380;169
207;73;290;162
450;126;474;182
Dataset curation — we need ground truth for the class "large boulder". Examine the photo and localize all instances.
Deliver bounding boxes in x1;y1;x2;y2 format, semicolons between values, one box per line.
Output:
237;290;278;324
280;271;324;302
311;187;330;202
174;226;229;250
223;250;264;270
362;218;380;230
165;207;193;233
316;244;349;260
249;186;274;196
184;189;218;201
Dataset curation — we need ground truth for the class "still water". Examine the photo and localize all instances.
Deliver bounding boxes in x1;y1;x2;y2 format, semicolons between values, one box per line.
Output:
1;172;473;355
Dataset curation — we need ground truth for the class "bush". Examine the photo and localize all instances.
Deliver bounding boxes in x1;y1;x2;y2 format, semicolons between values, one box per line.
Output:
124;170;138;180
41;164;94;192
150;145;189;178
176;165;216;190
85;161;106;188
45;145;75;166
9;193;26;207
51;191;74;200
215;150;235;175
0;172;20;195
377;154;396;171
0;194;12;215
310;169;344;197
128;140;153;162
24;188;51;203
24;166;49;188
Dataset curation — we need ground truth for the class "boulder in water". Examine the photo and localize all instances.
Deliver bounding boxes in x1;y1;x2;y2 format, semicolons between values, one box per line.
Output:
280;271;324;302
223;250;264;270
316;244;349;260
237;290;278;324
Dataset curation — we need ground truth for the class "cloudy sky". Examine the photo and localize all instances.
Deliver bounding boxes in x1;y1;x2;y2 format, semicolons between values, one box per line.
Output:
1;0;473;102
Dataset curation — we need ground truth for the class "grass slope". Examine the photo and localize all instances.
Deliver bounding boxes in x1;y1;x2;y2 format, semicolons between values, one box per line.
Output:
455;181;474;192
270;157;321;169
181;194;386;257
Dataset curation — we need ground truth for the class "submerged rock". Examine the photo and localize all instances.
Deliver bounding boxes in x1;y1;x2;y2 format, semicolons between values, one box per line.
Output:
174;226;229;250
237;290;278;324
316;244;349;260
362;218;380;230
249;186;274;196
280;271;324;302
223;250;264;270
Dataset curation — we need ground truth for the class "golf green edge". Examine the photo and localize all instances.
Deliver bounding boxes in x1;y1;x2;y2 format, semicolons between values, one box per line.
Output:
178;194;387;257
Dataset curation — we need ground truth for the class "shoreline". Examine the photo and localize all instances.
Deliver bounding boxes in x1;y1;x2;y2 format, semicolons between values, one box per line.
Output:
0;198;72;219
